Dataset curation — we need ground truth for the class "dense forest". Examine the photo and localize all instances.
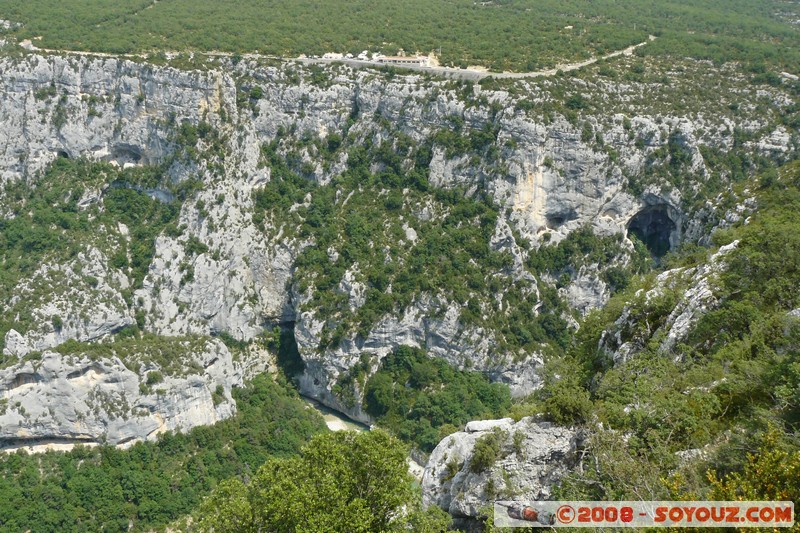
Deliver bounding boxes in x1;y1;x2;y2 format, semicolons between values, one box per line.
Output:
198;430;451;532
363;346;511;452
0;0;798;71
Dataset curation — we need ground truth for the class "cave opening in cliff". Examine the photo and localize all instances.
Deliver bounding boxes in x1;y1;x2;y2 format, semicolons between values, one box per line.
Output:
546;209;578;229
627;205;676;258
111;145;143;164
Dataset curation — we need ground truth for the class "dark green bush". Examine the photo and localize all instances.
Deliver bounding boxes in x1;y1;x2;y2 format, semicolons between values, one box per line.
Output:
470;428;506;473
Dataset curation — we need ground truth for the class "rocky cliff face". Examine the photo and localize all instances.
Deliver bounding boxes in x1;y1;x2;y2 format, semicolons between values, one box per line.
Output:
0;51;793;439
0;337;244;451
3;246;133;358
422;417;578;521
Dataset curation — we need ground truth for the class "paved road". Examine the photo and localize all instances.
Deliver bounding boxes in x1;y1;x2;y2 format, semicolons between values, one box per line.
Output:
19;36;655;82
296;36;656;81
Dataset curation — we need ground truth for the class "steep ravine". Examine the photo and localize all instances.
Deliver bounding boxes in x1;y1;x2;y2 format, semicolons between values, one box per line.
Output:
0;51;794;444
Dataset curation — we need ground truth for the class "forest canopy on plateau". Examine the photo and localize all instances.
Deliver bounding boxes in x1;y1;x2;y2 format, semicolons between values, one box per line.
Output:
0;0;799;71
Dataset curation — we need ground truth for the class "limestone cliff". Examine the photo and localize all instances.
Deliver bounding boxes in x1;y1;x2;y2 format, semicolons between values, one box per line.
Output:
0;50;793;440
0;337;242;451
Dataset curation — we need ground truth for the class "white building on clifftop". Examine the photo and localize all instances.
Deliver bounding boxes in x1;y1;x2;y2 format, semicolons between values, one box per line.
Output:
376;55;430;67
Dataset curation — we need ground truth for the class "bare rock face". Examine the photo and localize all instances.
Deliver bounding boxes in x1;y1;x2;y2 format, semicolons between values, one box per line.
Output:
422;417;578;520
561;265;610;316
0;338;242;451
2;246;133;358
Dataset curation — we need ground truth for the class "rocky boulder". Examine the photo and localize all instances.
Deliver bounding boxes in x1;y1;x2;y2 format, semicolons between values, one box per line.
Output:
422;417;578;520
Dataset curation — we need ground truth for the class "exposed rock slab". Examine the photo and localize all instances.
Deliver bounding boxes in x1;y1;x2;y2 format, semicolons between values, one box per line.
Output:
422;417;578;520
0;339;243;449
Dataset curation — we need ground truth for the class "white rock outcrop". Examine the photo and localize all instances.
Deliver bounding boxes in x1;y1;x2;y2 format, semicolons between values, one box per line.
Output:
600;241;739;364
422;417;578;520
3;246;133;358
0;339;242;450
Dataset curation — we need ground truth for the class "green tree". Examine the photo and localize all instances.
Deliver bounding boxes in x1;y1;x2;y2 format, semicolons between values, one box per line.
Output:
362;346;511;452
198;430;444;532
